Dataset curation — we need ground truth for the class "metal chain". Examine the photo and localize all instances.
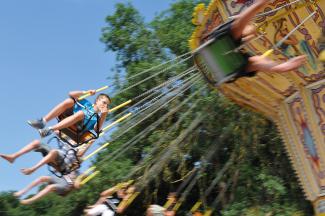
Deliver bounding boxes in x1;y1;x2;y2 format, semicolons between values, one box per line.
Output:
96;91;203;170
108;75;202;140
133;66;197;101
124;51;193;82
114;53;194;96
109;71;200;127
108;68;198;123
132;73;200;114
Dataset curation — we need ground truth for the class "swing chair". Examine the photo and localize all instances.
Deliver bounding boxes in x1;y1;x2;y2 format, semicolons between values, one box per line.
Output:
45;86;109;177
56;100;101;148
194;20;253;86
56;86;109;148
46;135;82;178
47;110;100;177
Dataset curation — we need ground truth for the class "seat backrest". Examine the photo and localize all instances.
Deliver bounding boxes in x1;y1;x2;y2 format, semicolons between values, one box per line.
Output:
57;108;98;146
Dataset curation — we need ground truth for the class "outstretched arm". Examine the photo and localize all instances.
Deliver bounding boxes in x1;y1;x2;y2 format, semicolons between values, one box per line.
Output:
69;90;96;99
231;0;269;40
94;108;108;132
77;140;96;157
116;195;131;213
116;186;137;214
88;186;118;207
74;175;82;189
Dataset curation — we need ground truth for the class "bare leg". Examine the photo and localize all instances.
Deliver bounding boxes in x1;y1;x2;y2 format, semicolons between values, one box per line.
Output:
14;176;51;197
85;196;107;210
21;150;59;175
50;111;84;131
0;140;41;163
85;204;110;216
20;184;57;205
247;55;307;73
165;211;176;216
146;208;153;216
231;0;268;40
43;98;75;122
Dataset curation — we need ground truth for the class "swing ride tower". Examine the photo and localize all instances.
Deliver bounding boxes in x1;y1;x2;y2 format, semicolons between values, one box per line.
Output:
190;0;325;214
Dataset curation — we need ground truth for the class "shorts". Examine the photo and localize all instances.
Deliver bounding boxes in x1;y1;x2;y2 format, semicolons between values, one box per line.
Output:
87;204;115;216
34;143;77;173
148;205;165;216
49;175;73;196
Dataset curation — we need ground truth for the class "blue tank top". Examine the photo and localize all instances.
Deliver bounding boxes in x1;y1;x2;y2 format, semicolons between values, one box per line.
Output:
73;99;99;131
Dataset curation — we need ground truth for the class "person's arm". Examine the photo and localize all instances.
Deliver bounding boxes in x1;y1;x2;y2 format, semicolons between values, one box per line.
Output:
116;195;132;213
94;108;108;132
77;140;96;157
116;186;137;213
74;176;82;189
69;90;96;99
91;186;119;206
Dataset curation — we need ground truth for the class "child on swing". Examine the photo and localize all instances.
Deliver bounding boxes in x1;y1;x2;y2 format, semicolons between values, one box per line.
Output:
28;89;111;138
14;169;82;205
0;89;111;175
84;183;136;216
0;137;95;175
209;0;307;78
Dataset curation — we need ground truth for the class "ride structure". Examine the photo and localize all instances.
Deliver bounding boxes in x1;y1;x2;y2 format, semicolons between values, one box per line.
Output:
190;0;325;214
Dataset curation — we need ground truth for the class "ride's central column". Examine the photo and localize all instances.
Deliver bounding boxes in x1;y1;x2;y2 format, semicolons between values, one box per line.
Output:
277;79;325;215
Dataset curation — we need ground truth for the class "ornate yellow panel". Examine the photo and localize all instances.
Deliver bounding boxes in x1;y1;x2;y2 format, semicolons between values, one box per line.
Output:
191;0;325;213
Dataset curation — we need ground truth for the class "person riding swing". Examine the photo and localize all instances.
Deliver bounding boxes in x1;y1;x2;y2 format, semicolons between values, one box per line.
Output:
0;89;111;176
195;0;307;85
84;182;136;216
28;89;111;147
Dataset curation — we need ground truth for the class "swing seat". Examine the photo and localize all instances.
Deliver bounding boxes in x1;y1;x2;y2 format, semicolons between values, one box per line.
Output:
57;105;100;148
47;136;81;178
195;20;251;86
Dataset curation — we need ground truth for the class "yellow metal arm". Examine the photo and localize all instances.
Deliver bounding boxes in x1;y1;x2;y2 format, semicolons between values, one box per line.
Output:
203;209;213;216
76;166;99;186
80;171;100;185
261;49;274;58
100;113;132;136
82;142;111;161
109;100;132;113
78;86;109;100
190;201;202;212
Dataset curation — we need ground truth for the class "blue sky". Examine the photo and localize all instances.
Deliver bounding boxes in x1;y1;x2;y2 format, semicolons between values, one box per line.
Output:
0;0;175;193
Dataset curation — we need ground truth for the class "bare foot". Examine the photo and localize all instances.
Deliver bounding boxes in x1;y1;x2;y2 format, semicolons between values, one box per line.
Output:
20;199;32;205
0;154;15;163
14;191;25;197
288;55;307;69
265;55;307;73
21;168;34;175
